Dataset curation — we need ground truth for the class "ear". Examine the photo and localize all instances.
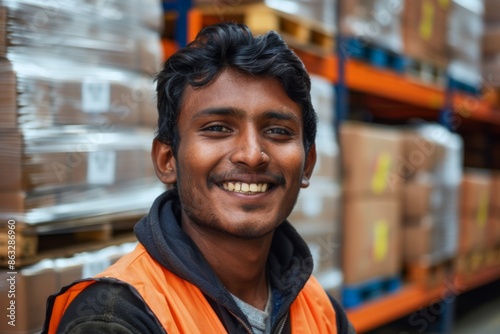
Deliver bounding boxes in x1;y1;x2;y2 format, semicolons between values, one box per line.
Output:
151;138;177;185
301;144;316;188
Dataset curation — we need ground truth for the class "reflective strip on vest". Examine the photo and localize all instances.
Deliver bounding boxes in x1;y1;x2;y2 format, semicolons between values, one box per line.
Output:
46;243;337;333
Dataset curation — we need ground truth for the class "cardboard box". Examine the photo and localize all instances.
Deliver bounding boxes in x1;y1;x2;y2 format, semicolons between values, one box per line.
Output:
340;0;404;53
289;178;341;224
340;122;403;197
402;178;436;218
293;221;341;274
0;262;58;334
484;0;500;23
460;170;491;215
52;79;140;127
313;124;340;181
0;130;23;191
459;214;489;254
403;215;434;263
486;213;500;249
343;198;401;284
0;60;17;128
0;192;56;214
483;27;500;56
0;7;6;58
402;130;446;176
491;172;500;209
403;0;450;66
311;75;335;126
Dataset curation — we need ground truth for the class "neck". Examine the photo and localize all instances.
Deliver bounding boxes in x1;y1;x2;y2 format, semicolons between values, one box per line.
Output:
182;220;273;310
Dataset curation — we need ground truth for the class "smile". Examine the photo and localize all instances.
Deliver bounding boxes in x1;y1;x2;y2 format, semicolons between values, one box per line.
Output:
221;182;270;194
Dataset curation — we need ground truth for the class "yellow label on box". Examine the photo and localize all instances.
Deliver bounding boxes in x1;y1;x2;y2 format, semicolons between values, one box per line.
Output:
371;152;392;195
439;0;450;9
419;0;435;41
374;220;389;262
476;191;489;228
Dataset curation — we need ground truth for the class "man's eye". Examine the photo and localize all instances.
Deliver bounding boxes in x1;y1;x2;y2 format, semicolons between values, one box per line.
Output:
266;127;292;136
203;125;232;132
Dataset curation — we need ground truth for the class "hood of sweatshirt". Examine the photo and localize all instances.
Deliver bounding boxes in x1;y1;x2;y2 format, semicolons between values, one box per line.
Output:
134;190;314;327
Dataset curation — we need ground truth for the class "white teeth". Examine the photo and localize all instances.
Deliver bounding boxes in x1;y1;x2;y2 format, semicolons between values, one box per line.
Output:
221;182;270;194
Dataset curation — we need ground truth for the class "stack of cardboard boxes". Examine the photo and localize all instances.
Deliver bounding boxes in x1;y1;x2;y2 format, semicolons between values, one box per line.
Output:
489;173;500;254
403;0;451;70
288;75;342;297
448;0;484;91
459;170;491;263
340;0;404;54
0;0;164;227
340;122;403;286
0;2;164;331
0;241;137;333
401;125;463;284
483;0;500;100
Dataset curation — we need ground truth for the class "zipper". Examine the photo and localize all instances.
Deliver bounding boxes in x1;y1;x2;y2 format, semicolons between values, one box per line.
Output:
274;314;288;334
228;308;254;334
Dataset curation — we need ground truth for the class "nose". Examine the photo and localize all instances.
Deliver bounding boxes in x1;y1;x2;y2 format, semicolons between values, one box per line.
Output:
229;127;269;168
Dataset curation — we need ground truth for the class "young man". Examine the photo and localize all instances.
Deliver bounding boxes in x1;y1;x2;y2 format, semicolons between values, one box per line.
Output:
43;23;355;334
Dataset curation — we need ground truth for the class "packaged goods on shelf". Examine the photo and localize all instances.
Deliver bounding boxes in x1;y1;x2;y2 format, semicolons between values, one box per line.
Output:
289;178;341;225
0;128;164;225
484;0;500;23
401;129;446;176
0;57;157;129
293;221;343;298
400;124;463;264
0;0;163;74
448;0;484;89
403;0;450;67
340;0;403;53
491;172;500;209
311;75;335;127
402;215;434;262
342;197;401;284
0;261;56;334
459;169;491;254
289;73;342;291
0;241;137;334
340;121;404;197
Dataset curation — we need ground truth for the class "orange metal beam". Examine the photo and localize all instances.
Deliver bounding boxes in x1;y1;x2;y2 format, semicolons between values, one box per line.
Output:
346;284;444;333
453;94;500;126
346;60;445;110
347;264;500;333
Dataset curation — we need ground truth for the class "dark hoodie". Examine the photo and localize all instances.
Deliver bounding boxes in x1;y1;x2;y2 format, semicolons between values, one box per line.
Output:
45;190;354;333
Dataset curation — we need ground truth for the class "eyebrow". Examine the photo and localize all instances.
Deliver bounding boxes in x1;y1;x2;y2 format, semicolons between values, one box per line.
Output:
192;107;300;123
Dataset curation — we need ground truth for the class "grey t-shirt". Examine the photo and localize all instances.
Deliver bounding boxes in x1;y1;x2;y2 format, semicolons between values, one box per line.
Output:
230;287;273;334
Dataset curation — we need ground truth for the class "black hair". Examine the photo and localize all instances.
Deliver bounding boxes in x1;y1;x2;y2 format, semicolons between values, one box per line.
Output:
155;22;317;154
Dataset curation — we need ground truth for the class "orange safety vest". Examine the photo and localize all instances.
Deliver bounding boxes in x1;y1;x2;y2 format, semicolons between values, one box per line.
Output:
46;243;338;334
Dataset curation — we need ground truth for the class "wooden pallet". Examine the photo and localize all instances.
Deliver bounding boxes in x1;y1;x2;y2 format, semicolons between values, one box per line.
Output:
0;213;141;268
342;275;402;309
405;258;455;288
197;3;334;55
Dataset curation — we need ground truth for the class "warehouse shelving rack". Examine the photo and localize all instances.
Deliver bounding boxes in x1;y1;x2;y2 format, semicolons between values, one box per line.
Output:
162;1;500;333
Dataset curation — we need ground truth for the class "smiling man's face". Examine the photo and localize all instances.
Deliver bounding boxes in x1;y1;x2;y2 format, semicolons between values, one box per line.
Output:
161;68;316;239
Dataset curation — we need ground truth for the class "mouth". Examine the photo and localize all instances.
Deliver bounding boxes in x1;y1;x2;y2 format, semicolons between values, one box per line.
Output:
220;182;273;194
